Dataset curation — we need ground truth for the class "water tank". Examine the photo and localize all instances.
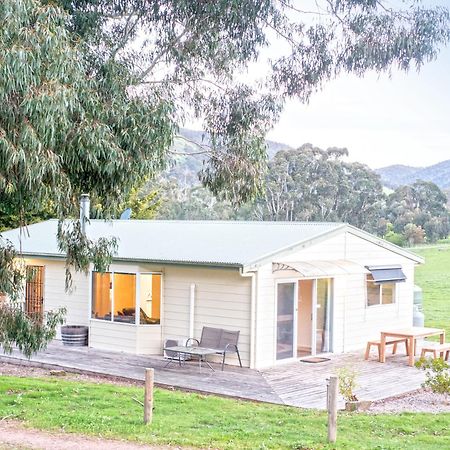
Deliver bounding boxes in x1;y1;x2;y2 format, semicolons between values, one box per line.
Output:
413;285;425;327
413;285;423;310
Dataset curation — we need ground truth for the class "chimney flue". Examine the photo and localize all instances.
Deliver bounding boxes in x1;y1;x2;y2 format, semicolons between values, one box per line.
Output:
80;194;90;234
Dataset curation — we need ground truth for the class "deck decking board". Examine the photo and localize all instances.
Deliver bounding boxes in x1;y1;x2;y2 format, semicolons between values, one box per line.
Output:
0;341;426;410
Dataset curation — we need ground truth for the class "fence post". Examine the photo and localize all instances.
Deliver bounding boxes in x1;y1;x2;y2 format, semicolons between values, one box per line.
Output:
327;375;338;443
144;368;154;424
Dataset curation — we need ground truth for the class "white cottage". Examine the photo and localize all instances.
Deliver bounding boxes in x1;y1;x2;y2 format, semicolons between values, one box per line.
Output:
2;218;423;369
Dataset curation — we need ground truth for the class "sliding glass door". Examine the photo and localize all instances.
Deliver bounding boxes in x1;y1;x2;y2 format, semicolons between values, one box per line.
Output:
314;278;333;354
276;282;297;360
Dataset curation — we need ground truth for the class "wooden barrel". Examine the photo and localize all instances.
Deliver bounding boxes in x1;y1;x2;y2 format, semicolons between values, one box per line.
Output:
61;325;88;346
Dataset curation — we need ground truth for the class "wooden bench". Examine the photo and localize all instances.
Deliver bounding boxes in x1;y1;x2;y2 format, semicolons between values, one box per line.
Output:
420;342;450;360
365;338;409;361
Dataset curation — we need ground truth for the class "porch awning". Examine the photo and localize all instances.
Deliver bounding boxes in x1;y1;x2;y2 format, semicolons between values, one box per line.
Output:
366;265;406;284
272;260;368;277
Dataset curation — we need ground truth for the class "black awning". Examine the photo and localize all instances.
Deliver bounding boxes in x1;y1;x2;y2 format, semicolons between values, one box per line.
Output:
366;265;407;284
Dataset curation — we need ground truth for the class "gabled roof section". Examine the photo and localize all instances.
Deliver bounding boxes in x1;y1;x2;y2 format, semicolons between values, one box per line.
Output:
345;225;424;264
1;219;423;267
2;219;344;267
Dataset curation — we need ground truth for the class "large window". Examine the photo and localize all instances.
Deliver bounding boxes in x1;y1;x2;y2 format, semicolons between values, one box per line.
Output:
91;272;161;324
92;272;112;320
366;274;395;307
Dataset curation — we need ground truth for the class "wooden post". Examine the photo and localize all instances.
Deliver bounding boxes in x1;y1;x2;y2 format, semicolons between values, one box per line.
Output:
327;375;338;443
144;368;154;424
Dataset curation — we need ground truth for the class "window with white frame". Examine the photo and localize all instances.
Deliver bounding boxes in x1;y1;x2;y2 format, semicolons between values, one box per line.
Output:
366;274;395;306
91;271;161;324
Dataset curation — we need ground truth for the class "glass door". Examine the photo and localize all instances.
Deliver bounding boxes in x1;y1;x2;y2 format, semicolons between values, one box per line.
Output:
314;278;333;354
276;282;297;360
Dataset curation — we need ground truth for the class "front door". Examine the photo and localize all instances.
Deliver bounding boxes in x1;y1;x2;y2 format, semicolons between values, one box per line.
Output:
276;281;297;360
25;265;44;317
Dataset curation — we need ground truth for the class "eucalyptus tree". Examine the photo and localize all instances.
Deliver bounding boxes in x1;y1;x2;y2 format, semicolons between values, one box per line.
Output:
255;145;385;232
0;0;449;354
386;181;449;242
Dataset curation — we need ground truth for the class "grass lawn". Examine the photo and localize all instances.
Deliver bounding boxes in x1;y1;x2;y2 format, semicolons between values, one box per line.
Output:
0;375;449;450
413;244;450;338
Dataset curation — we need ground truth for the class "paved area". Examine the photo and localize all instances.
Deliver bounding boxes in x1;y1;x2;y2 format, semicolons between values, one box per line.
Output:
0;341;426;409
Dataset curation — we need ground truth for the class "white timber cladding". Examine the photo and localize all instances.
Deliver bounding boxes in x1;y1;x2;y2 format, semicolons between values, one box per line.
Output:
253;230;417;369
24;258;89;338
161;265;252;367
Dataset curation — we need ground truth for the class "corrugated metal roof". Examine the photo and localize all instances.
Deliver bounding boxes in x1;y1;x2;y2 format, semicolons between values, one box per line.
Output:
2;219;345;267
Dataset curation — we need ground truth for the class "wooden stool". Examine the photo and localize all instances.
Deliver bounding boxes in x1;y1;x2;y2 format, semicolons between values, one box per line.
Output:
420;342;450;360
365;338;409;360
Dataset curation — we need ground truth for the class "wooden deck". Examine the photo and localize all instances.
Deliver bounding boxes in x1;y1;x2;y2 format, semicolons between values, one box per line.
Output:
0;342;425;410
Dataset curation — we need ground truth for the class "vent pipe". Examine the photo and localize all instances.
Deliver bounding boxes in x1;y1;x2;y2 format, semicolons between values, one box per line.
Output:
80;194;90;235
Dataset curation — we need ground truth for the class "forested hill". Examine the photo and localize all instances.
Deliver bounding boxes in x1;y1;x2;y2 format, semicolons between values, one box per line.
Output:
169;128;292;185
376;160;450;189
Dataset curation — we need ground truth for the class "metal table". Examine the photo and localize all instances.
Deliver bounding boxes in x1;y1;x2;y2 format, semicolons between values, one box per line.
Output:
163;345;217;371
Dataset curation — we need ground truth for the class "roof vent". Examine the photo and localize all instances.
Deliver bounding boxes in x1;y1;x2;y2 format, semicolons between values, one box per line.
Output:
120;208;132;220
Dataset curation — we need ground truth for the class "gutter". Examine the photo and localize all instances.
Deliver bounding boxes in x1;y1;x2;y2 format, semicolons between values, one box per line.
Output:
14;252;245;270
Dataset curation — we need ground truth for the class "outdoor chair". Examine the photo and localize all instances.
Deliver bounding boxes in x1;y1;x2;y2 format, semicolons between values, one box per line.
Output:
187;326;242;371
163;339;187;366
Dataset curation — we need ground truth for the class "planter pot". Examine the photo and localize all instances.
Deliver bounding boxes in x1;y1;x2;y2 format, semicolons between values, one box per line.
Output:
61;325;88;347
345;400;372;412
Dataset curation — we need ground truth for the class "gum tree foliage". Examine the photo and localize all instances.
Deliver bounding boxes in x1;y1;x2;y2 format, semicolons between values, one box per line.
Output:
254;145;385;231
386;181;450;242
0;0;449;353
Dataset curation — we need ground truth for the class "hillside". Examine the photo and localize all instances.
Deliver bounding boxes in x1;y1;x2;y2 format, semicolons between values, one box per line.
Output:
167;128;292;185
376;160;450;189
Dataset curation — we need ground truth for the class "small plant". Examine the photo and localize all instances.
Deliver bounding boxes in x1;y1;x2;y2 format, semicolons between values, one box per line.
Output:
336;367;358;402
415;357;450;394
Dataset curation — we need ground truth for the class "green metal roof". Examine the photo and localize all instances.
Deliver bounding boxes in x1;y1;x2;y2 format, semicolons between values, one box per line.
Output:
2;220;345;267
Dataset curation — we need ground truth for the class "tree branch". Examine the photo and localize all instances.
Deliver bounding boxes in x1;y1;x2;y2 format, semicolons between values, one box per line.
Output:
137;27;191;82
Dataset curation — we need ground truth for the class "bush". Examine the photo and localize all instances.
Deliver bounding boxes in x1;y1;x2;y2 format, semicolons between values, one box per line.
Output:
384;231;405;247
336;367;358;402
415;357;450;394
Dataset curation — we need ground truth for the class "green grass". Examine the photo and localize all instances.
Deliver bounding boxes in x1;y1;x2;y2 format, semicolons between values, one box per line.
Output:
413;244;450;338
0;376;449;450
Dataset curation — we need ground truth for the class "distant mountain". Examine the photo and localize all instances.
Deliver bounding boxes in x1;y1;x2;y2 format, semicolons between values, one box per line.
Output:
376;160;450;190
166;128;292;186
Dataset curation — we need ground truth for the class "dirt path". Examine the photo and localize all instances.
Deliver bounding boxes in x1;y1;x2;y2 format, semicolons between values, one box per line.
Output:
0;420;183;450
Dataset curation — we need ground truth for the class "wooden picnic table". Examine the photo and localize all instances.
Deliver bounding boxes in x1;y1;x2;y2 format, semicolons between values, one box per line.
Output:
380;327;446;366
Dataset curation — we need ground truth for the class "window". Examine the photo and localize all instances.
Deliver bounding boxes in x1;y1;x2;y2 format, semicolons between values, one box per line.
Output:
366;274;395;306
91;271;161;324
113;273;136;323
92;272;112;320
25;265;45;317
139;274;161;324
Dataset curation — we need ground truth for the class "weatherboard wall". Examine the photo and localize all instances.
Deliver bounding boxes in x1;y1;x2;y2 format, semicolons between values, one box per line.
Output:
25;258;90;338
161;265;252;367
253;231;417;369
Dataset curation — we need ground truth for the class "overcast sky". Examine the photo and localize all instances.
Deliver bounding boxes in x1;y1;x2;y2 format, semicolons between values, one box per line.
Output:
266;2;450;170
267;45;450;170
184;1;450;170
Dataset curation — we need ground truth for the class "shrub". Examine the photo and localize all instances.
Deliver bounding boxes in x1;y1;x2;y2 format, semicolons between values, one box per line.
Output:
415;357;450;394
336;367;358;402
384;230;405;247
